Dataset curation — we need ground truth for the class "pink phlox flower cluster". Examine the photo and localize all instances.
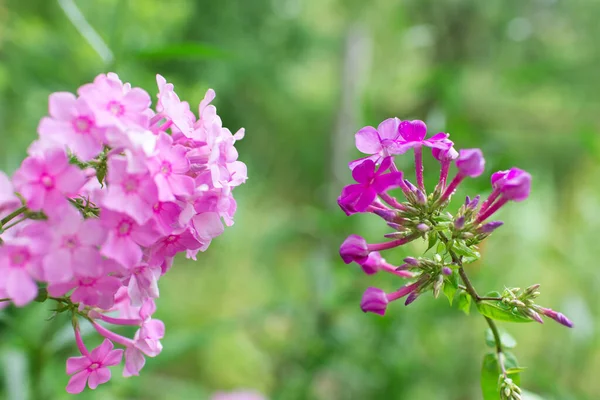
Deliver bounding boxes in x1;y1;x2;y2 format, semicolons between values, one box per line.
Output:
0;72;247;393
339;118;532;315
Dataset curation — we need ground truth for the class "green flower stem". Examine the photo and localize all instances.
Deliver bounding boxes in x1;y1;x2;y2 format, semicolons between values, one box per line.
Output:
0;206;27;226
437;231;508;378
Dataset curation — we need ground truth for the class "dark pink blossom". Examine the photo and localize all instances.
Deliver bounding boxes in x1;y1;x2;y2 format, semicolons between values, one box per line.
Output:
338;157;405;212
37;92;104;161
12;149;86;217
66;337;123;394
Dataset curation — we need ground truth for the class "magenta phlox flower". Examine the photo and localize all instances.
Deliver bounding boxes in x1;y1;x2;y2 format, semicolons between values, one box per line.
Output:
42;206;106;284
339;157;404;212
148;227;202;266
37;92;105;161
13;149;86;217
48;259;122;309
102;156;158;224
155;75;195;135
395;120;449;154
190;211;225;252
78;73;151;129
125;264;162;306
66;339;123;394
0;226;48;306
150;201;183;235
148;133;195;202
100;210;161;268
351;118;401;169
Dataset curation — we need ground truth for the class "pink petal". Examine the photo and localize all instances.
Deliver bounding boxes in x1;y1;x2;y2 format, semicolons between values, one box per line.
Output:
351;159;376;184
6;269;38;307
123;347;145;377
355;126;381;155
87;368;111;390
66;370;89;394
373;171;405;193
48;92;77;120
42;249;73;283
103;348;124;367
48;281;77;297
168;174;194;197
354;188;377;212
101;233;142;268
55;165;86;194
72;248;104;277
66;356;92;375
192;212;224;242
348;154;379;170
376;118;400;140
79;219;107;246
90;339;113;363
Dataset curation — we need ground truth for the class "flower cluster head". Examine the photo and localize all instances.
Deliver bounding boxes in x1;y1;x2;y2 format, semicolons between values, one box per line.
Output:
0;73;247;393
338;118;570;323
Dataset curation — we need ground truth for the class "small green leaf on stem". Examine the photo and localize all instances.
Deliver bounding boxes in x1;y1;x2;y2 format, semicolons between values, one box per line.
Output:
458;290;472;315
426;232;438;252
477;301;532;323
443;275;458;305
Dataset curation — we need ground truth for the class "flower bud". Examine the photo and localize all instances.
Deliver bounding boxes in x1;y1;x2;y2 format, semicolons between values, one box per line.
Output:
525;309;544;324
454;216;465;230
442;266;452;275
432;144;458;162
373;208;398;222
540;307;573;328
404;179;418;193
467;195;480;210
358;252;383;275
478;221;504;234
403;257;419;266
360;287;388;315
433;275;444;298
404;291;420;306
339;234;368;264
456;149;485;178
415;190;427;205
501;168;531;202
416;223;429;232
524;284;540;296
433;254;442;263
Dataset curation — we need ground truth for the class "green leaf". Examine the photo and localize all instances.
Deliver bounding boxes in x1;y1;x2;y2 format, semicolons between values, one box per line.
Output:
426;232;438;252
458;291;471;315
436;240;446;255
477;301;532;323
443;278;458;305
481;353;500;400
485;329;517;349
452;240;481;263
506;367;527;375
136;43;229;61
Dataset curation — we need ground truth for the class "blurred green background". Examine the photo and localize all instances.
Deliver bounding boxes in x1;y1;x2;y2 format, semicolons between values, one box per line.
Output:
0;0;598;399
